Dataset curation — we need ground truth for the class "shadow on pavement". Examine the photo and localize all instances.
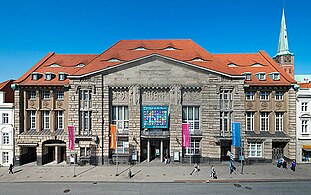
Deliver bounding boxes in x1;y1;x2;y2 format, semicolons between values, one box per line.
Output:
75;166;96;177
14;169;23;174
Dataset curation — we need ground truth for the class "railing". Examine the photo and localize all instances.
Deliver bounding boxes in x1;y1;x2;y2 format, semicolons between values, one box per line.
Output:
141;129;170;137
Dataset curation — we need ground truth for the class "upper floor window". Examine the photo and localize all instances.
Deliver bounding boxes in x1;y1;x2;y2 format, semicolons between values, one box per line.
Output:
245;91;254;100
2;113;9;124
302;119;309;134
112;106;129;134
220;90;232;109
275;112;283;131
275;91;283;101
243;73;252;81
42;111;50;130
246;112;254;131
256;73;266;81
58;73;66;81
2;132;9;144
134;47;147;50
77;63;85;67
260;112;269;131
302;102;308;112
56;91;64;100
260;91;269;100
79;111;92;135
41;91;50;99
220;112;232;134
80;90;92;109
29;91;36;99
29;110;36;130
269;72;280;81
44;73;53;81
182;106;200;133
164;47;176;50
31;72;41;81
56;111;64;130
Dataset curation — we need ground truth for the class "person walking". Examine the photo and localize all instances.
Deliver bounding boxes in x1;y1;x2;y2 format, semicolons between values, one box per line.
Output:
283;159;287;169
8;164;14;174
190;163;199;175
291;160;296;172
210;166;217;179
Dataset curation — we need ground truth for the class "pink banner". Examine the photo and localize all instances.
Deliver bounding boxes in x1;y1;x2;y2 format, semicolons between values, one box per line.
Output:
182;123;190;148
68;125;75;150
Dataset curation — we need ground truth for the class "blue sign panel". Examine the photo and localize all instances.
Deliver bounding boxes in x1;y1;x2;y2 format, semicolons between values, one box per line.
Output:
232;122;241;147
142;106;168;128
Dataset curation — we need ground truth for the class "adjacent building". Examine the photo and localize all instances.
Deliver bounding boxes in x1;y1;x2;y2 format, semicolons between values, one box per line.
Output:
0;80;14;166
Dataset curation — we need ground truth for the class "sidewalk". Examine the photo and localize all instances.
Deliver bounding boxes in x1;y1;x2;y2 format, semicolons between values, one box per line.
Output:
0;162;310;183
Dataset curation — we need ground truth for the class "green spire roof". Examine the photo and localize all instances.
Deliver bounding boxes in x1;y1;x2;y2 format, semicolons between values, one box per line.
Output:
276;8;291;56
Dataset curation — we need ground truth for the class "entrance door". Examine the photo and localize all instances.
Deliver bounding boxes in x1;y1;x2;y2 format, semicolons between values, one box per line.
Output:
272;142;286;160
221;146;231;161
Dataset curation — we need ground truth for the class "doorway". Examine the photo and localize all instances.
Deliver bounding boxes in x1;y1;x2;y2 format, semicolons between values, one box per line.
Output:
221;141;232;161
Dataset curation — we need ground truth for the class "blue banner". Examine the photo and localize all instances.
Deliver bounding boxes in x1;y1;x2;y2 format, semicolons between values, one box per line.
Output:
232;122;241;147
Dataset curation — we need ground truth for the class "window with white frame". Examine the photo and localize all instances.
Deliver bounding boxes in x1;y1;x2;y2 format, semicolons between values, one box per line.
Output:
56;111;64;130
246;112;254;131
56;91;64;100
275;91;283;101
41;91;50;99
42;111;50;130
302;102;308;112
117;140;129;153
257;73;266;80
29;91;36;99
302;119;309;134
275;112;283;131
260;112;269;131
220;112;232;133
2;152;9;163
220;90;232;109
3;132;9;144
248;142;263;157
29;110;36;130
2;113;9;124
245;91;254;100
79;111;92;135
186;139;200;155
260;91;269;100
182;106;200;133
80;147;91;157
80;90;92;109
112;106;129;134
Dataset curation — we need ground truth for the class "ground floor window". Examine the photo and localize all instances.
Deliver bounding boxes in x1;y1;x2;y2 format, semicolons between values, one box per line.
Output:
186;139;200;155
80;147;91;157
2;152;9;163
248;142;263;157
117;140;129;154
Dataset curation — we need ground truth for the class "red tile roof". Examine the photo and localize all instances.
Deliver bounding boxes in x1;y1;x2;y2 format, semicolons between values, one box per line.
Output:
0;79;15;103
299;83;311;88
14;40;296;87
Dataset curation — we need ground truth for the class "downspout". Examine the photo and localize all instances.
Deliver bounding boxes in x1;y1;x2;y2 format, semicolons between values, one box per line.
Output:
101;74;104;165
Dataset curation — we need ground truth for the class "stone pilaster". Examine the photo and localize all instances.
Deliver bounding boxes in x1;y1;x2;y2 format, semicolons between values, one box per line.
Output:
287;87;296;159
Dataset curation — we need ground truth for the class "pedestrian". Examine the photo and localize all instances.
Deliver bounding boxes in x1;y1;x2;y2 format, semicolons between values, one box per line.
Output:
277;157;283;168
283;160;287;169
8;164;14;174
291;160;296;172
190;163;199;175
210;166;217;179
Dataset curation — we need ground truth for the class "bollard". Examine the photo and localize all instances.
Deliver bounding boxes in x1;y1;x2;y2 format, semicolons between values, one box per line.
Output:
128;168;132;178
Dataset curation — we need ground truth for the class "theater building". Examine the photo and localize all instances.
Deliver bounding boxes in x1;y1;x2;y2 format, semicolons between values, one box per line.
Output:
13;39;297;166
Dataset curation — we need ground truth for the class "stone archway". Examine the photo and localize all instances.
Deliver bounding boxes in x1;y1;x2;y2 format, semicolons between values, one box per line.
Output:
42;140;66;165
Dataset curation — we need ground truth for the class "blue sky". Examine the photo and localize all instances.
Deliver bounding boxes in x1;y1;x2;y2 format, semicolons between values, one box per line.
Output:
0;0;310;82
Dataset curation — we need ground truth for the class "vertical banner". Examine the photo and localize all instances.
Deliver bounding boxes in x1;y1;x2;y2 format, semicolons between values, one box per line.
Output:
182;123;190;148
232;122;241;147
110;124;117;149
68;125;75;150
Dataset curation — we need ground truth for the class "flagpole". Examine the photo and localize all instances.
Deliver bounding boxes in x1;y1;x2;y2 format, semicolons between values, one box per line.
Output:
116;125;119;176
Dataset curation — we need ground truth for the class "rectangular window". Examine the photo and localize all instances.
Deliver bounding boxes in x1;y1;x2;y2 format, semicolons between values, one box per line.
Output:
29;91;36;99
79;111;92;135
260;91;269;100
42;91;50;99
182;106;200;133
246;112;254;131
3;132;9;144
116;140;129;153
56;91;64;100
2;152;9;163
220;112;232;133
80;90;92;109
245;91;254;101
2;113;9;124
29;110;36;130
186;139;200;155
56;111;64;130
275;112;283;131
220;90;232;109
302;120;309;134
112;106;129;134
248;142;263;157
42;111;50;129
80;147;91;157
302;102;308;112
275;91;283;101
258;73;266;80
260;112;269;131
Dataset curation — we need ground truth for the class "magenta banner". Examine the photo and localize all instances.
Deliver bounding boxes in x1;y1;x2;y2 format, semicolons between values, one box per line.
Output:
68;125;75;150
182;123;190;148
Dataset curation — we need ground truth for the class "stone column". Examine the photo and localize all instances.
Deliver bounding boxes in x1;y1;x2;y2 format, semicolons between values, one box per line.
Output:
50;89;55;132
147;139;150;162
37;143;43;166
23;90;28;131
160;139;163;162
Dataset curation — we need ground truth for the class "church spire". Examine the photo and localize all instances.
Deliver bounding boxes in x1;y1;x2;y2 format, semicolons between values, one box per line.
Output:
276;8;291;56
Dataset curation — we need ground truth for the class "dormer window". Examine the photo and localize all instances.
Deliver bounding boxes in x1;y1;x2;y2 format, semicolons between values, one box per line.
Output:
134;47;147;50
164;47;176;51
243;72;252;81
31;72;41;81
192;58;204;62
44;73;54;81
269;72;280;81
58;72;67;81
50;63;60;67
256;72;266;81
108;58;121;62
77;63;85;67
228;63;238;67
251;63;263;67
